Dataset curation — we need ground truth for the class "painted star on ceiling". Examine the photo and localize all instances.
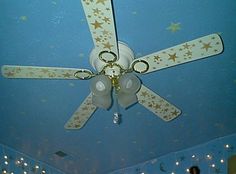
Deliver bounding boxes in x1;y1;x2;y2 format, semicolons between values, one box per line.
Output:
167;22;181;33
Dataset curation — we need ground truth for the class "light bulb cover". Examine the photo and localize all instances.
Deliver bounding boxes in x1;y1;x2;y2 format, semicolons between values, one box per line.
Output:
92;94;112;109
90;75;112;96
118;73;141;94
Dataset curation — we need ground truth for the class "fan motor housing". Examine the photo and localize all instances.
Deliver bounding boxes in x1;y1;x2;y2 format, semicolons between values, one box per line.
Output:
89;42;134;76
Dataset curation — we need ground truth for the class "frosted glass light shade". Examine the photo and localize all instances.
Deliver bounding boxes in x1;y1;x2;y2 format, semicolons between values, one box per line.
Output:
119;73;141;94
118;73;141;108
92;94;112;109
90;75;112;109
90;75;112;96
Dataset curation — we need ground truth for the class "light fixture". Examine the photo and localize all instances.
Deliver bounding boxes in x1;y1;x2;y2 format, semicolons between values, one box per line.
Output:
117;73;141;108
90;75;112;109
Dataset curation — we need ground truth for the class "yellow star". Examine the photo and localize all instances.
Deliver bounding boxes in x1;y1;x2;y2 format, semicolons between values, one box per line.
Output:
167;22;181;33
154;55;160;61
102;42;113;50
20;16;28;21
5;71;15;77
171;110;179;116
186;50;192;56
62;73;72;78
93;8;101;15
201;42;212;51
96;0;107;5
103;17;110;23
183;43;191;49
91;20;103;29
95;37;101;42
153;104;161;110
168;53;178;62
141;91;149;97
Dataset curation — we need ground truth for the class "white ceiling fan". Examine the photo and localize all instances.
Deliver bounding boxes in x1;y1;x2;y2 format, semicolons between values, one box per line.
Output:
1;0;223;129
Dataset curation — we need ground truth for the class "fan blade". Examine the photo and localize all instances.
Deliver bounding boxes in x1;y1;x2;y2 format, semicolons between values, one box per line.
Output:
137;85;181;121
132;34;223;74
81;0;119;58
1;65;93;80
64;93;97;129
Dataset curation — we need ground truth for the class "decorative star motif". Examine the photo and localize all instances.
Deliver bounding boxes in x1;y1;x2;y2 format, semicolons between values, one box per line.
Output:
167;22;181;33
91;20;103;29
168;53;177;62
141;91;149;97
102;42;113;50
186;50;192;57
62;73;72;78
95;37;101;42
183;43;191;49
96;0;107;5
154;55;160;61
201;42;212;51
93;8;101;15
103;17;110;23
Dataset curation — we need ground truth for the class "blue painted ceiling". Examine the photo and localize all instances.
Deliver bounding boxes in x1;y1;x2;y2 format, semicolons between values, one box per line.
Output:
0;0;236;174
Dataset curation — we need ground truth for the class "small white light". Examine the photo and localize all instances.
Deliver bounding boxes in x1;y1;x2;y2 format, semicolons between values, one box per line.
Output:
4;155;8;159
23;171;27;174
225;144;230;148
24;162;28;166
35;165;39;169
10;172;14;174
175;161;179;165
186;168;190;172
4;161;8;165
220;159;224;163
192;155;196;158
206;154;212;159
42;170;46;174
20;157;24;161
3;170;7;174
211;164;215;168
171;172;175;174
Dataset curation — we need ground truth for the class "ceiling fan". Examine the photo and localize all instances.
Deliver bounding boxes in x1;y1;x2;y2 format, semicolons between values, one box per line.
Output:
1;0;223;129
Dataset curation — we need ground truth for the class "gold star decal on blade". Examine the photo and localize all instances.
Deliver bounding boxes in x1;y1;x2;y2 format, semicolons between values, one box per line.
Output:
183;43;191;49
62;73;71;78
154;55;160;61
102;42;113;50
103;17;110;23
168;53;177;62
201;42;212;51
91;20;103;29
96;0;107;5
167;22;181;33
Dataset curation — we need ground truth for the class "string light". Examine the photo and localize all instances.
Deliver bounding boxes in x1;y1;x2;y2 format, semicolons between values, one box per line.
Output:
191;154;196;158
4;161;8;165
220;159;224;163
186;168;190;173
225;144;230;148
206;154;212;160
211;164;215;168
24;162;28;166
175;161;179;166
4;155;8;159
35;165;39;169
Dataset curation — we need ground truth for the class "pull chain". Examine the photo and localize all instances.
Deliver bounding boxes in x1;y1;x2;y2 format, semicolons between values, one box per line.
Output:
113;89;121;124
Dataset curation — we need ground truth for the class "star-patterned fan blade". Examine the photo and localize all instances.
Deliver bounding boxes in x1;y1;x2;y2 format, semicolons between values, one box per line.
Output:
137;85;181;121
1;65;93;80
64;93;97;129
132;34;223;74
81;0;119;59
